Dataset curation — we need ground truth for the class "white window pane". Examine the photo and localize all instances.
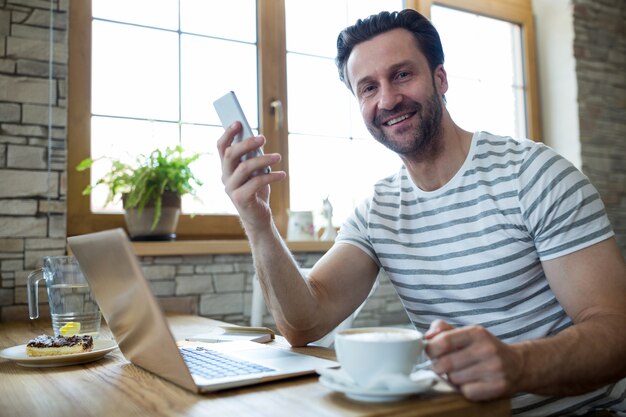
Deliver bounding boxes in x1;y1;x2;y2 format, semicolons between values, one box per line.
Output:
89;117;181;213
512;86;526;139
445;77;524;139
287;54;352;137
285;0;402;58
431;5;526;138
181;34;258;126
347;0;403;23
431;8;480;80
433;7;520;85
289;135;356;226
93;0;178;30
349;96;371;140
476;82;522;137
476;24;519;84
286;0;403;220
180;124;237;215
92;21;179;120
351;137;401;199
289;134;400;227
285;0;348;58
180;0;256;42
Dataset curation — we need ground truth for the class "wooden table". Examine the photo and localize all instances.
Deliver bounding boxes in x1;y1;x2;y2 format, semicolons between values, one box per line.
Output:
0;315;510;417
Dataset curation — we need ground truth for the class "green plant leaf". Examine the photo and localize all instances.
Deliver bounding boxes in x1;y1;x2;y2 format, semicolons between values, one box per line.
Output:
77;145;203;231
76;158;95;171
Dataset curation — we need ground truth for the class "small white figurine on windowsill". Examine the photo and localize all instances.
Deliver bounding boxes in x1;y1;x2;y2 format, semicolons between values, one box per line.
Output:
320;196;337;241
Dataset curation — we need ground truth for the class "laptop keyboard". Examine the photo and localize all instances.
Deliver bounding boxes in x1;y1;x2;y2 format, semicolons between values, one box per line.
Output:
180;346;275;380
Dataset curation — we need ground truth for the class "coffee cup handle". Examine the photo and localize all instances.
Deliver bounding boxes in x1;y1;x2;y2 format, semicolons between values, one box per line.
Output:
412;359;432;372
414;341;455;387
412;339;432;372
27;268;44;319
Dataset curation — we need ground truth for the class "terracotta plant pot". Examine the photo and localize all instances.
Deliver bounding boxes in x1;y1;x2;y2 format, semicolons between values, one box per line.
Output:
123;191;181;241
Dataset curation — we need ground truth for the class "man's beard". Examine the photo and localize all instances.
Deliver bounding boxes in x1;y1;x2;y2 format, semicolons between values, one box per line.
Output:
366;89;443;161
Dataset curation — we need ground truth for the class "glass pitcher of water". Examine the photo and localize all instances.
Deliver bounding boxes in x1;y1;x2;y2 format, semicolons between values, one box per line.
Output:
27;256;101;337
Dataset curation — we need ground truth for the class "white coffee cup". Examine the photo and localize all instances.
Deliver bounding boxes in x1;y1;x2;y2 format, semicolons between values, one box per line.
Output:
286;210;315;241
334;327;424;387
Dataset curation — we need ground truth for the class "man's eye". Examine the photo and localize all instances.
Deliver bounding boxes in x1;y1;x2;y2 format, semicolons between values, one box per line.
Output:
396;71;410;80
361;85;376;97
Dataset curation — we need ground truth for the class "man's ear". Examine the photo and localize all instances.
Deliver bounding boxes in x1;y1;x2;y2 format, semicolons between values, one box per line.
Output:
434;64;449;96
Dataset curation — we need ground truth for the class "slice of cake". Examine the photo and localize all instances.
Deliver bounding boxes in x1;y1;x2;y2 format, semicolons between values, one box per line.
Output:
26;334;94;357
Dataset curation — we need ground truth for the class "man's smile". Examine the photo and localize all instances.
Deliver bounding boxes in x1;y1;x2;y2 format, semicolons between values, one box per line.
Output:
383;112;416;127
376;101;421;128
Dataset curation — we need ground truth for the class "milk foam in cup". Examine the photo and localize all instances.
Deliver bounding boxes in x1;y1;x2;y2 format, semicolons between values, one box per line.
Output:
27;256;101;337
334;327;424;387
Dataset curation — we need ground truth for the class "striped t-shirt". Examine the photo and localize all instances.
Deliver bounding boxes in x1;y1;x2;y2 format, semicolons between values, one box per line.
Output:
336;131;625;416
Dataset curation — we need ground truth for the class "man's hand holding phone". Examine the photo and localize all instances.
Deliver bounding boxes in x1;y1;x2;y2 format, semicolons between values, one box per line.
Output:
214;91;286;232
214;91;270;176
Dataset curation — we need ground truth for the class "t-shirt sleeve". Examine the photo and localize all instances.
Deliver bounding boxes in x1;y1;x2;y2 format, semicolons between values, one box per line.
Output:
517;143;614;261
335;197;382;267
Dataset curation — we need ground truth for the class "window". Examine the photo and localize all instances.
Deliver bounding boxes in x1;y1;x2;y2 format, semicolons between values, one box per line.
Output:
89;0;257;217
417;0;541;140
285;0;404;225
431;5;526;138
67;0;540;240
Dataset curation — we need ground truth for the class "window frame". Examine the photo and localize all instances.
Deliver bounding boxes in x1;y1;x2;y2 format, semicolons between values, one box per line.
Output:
67;0;540;240
67;0;288;239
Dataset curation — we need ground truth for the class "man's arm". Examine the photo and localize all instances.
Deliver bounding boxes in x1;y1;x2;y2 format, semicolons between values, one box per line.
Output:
250;233;379;346
516;237;626;394
217;123;379;346
425;237;626;400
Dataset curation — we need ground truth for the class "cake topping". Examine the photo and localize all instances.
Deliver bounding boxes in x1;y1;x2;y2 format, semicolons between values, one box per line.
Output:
27;334;94;349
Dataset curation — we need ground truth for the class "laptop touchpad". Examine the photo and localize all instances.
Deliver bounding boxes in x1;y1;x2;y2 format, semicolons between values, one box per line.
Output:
244;348;300;360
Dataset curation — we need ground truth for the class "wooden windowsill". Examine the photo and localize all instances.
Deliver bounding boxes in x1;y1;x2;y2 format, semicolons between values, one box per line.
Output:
131;239;334;256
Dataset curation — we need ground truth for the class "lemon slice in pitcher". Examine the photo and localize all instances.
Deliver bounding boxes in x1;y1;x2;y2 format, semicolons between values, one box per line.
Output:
60;322;81;336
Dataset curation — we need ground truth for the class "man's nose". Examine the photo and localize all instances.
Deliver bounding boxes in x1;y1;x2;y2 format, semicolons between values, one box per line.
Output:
378;83;402;110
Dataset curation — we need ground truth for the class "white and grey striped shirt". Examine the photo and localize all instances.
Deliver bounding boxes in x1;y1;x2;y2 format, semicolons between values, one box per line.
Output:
337;131;625;416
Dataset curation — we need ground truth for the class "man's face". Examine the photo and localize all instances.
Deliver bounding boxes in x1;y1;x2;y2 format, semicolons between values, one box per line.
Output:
346;28;447;158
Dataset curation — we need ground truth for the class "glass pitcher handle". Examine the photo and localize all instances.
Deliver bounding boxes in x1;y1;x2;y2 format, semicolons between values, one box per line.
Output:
27;268;44;319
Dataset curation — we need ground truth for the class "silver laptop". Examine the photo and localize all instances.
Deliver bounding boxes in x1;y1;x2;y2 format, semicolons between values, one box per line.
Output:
67;228;337;393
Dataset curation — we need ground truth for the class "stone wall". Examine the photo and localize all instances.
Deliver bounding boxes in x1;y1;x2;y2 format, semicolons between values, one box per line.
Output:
138;253;407;329
572;0;626;253
0;0;69;322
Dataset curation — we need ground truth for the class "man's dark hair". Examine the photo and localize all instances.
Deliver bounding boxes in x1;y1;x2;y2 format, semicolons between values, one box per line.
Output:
335;9;445;88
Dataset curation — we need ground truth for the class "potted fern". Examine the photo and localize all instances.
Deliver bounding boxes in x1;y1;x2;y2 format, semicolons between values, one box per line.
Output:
77;146;202;240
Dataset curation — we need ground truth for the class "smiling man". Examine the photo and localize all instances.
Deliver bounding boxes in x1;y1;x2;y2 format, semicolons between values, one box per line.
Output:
218;9;626;416
345;29;446;162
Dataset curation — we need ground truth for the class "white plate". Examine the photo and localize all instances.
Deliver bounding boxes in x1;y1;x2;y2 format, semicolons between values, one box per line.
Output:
0;339;118;368
318;370;436;402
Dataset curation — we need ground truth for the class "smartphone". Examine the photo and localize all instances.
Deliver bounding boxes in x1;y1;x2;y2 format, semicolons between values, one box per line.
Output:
213;91;269;175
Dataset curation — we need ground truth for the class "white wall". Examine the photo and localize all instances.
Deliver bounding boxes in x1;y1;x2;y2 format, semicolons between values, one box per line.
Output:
532;0;581;167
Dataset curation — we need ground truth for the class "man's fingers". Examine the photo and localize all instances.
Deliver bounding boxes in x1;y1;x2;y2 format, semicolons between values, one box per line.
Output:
459;379;508;401
424;325;520;401
221;135;271;184
224;153;281;191
425;319;455;339
228;171;286;208
431;345;483;375
427;328;474;359
217;122;241;159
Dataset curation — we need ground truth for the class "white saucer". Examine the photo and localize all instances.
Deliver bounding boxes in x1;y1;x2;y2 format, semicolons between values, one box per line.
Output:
0;339;118;368
318;368;436;402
